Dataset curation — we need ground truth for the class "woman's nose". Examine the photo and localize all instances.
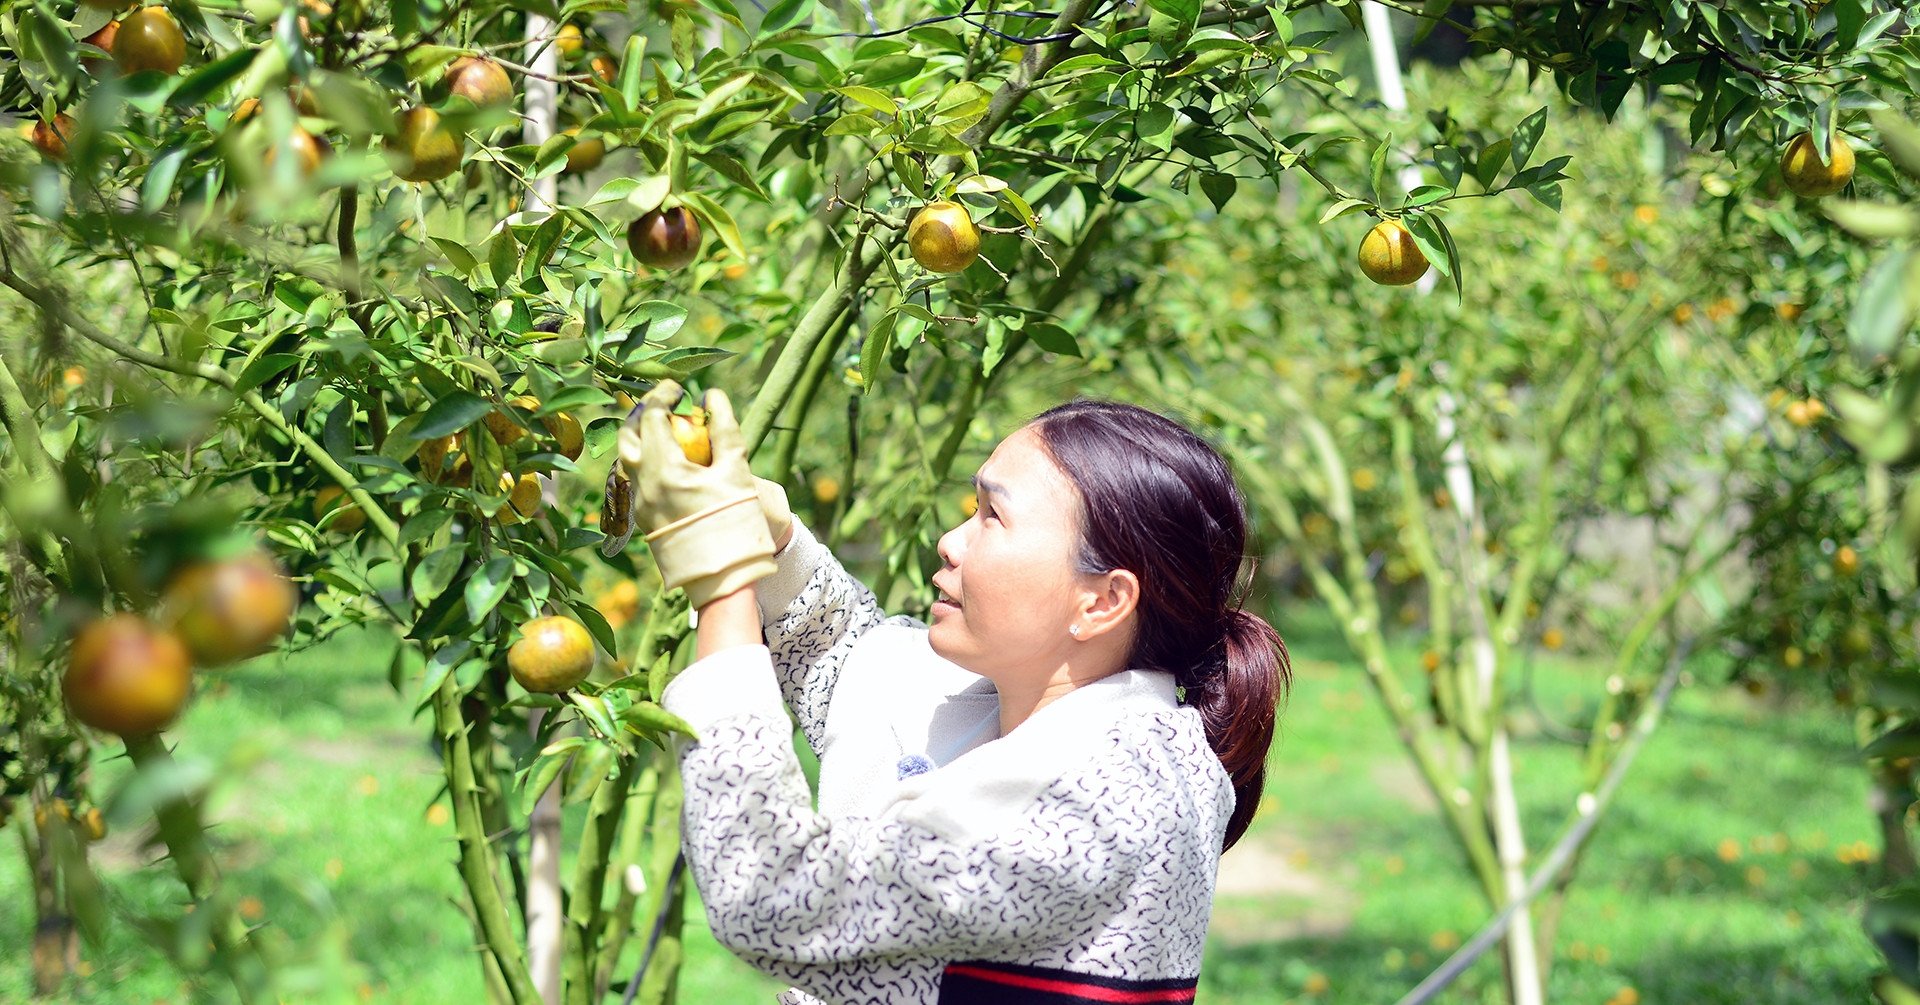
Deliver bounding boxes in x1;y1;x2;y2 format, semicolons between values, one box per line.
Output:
936;522;963;569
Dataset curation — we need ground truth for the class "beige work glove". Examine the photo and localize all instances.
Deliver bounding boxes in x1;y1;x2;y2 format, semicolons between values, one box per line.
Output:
754;476;795;553
618;382;777;610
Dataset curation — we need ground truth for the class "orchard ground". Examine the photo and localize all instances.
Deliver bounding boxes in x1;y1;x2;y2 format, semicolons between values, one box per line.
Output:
0;604;1878;1003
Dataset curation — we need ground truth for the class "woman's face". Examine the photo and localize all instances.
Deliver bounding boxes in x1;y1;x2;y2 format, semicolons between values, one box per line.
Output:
929;425;1090;676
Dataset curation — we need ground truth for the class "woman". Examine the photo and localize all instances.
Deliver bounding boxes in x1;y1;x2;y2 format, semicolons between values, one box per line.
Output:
620;382;1290;1005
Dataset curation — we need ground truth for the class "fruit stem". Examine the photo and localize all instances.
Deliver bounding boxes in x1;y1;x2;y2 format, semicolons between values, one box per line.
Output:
123;734;268;1003
432;677;541;1004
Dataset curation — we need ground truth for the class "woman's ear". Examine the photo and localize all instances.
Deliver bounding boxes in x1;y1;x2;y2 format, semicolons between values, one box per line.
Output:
1074;568;1140;641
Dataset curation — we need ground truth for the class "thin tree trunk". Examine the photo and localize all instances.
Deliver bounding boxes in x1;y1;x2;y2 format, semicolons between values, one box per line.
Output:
522;12;565;1003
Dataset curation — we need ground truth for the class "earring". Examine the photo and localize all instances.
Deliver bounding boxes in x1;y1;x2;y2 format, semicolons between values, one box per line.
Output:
1069;625;1081;637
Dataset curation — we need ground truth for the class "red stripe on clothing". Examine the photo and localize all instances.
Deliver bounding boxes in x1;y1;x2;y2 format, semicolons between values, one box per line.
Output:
942;964;1197;1003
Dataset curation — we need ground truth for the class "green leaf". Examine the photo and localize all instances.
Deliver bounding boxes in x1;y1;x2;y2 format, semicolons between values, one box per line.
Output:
1827;202;1920;240
859;311;899;395
413;391;495;439
933;81;992;137
518;741;583;815
169;49;256;111
693;149;769;201
411;547;466;605
1368;137;1392;204
1850;250;1918;360
464;556;516;623
678;191;748;264
1318;197;1370;225
1027;323;1082;357
622;700;697;739
1509;107;1548;173
1198;172;1237;212
1474;138;1511;188
1871;111;1920;180
567;598;619;662
835;85;898;116
759;0;813;34
569;692;620;740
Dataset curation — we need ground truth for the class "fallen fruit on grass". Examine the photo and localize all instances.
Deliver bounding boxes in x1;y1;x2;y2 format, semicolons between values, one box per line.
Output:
508;615;595;692
63;614;193;737
1358;220;1429;286
907;201;980;273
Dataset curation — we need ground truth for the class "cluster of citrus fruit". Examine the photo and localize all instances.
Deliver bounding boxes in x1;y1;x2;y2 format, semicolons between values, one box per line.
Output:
61;551;296;738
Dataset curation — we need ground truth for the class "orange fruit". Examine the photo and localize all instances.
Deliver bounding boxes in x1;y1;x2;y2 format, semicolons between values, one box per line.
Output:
590;55;616;84
266;128;330;177
418;433;459;481
62;614;193;736
1358;220;1428;286
113;6;186;75
1780;131;1854;198
907;201;980;273
162;552;298;667
388;106;463;183
543;411;584;461
1834;546;1860;577
30;115;74;160
313;485;367;533
446;56;513;109
562;128;605;174
627;207;703;270
1541;627;1565;651
80;806;107;842
507;615;595;692
81;19;120;71
555;23;584;57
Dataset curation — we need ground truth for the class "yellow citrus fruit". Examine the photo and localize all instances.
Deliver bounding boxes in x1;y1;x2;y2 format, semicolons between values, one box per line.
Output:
507;615;595;692
313;486;367;533
114;6;186;76
669;412;712;466
1358;220;1428;286
388;105;464;183
555;23;584;57
812;476;841;505
1782;645;1805;668
162;552;298;667
1420;650;1441;673
1834;546;1859;577
63;614;193;736
418;433;459;481
80;806;107;842
1780;131;1854;198
539;410;583;461
562;128;605;174
1541;627;1565;651
590;55;617;84
1785;401;1812;427
907;201;980;273
496;471;543;524
1671;303;1694;324
485;394;538;446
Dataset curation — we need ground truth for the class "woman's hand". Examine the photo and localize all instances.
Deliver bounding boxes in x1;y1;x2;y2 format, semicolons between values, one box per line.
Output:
619;381;777;610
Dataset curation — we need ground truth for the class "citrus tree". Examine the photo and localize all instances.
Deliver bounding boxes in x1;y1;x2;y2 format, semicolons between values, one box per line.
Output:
0;0;1915;1003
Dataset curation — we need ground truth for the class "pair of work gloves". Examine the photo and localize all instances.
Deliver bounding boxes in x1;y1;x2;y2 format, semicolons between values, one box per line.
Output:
617;380;793;610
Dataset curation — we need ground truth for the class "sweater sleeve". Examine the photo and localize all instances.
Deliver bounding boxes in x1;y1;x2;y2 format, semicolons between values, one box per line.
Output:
752;518;921;752
662;645;1147;981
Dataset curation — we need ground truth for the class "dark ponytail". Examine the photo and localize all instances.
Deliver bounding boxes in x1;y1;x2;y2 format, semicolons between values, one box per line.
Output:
1031;400;1291;852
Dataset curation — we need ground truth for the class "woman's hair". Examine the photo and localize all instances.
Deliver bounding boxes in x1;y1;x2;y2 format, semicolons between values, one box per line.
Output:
1031;399;1290;852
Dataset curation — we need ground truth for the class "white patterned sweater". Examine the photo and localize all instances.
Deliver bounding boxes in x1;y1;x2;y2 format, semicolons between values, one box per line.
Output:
660;519;1236;1005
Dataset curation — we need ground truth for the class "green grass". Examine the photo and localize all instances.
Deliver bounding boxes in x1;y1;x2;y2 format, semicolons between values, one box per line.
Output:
1;607;1881;1003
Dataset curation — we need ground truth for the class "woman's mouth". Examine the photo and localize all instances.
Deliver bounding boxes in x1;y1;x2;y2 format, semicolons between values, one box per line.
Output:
932;581;961;612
